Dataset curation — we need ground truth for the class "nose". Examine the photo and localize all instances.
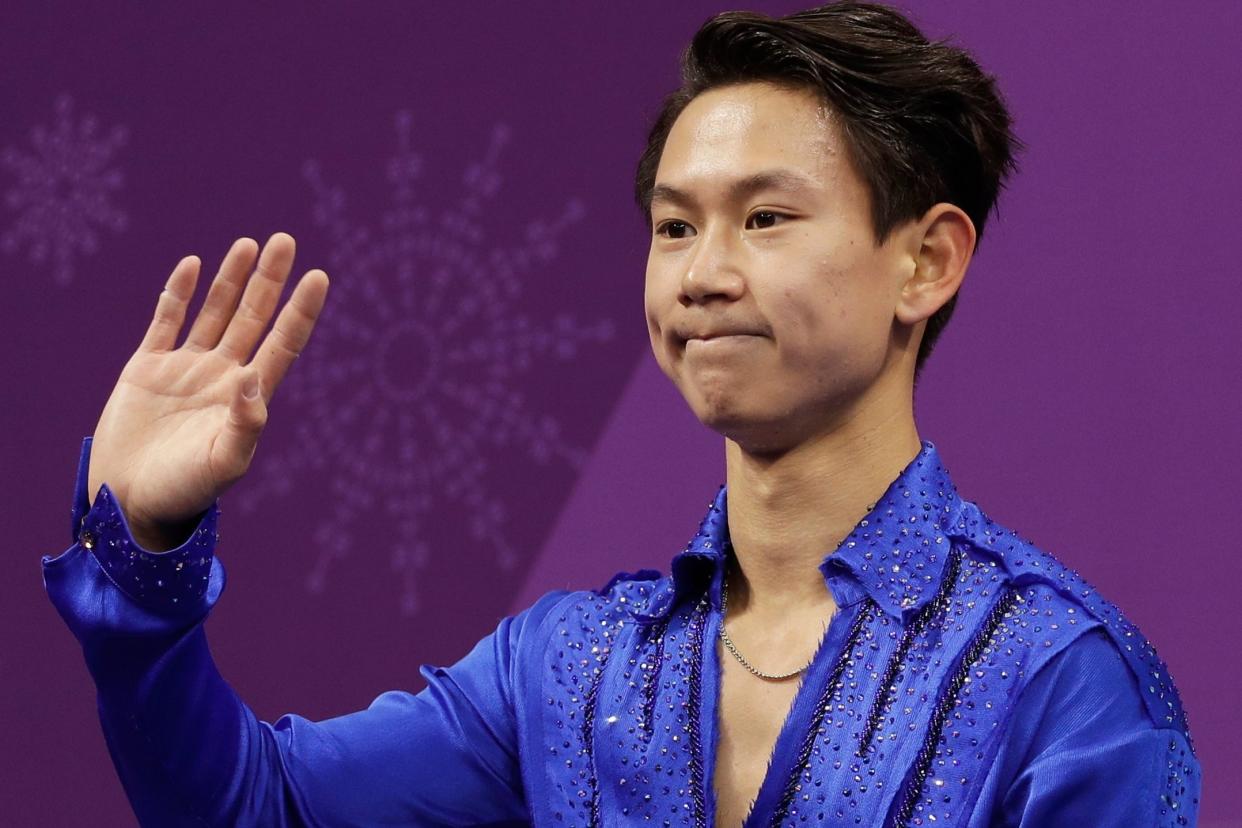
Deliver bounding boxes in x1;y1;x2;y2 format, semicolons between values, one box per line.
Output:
680;224;745;305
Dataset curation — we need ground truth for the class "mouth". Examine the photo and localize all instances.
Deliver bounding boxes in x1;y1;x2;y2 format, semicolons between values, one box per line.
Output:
682;334;762;351
677;328;763;343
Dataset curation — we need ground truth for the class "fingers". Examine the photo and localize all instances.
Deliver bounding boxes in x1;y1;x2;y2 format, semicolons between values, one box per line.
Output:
250;269;330;403
217;232;297;362
183;237;259;350
215;366;269;483
139;255;201;352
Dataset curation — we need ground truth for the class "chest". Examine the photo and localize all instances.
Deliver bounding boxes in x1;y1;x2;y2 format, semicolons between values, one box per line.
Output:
533;576;1060;827
712;655;805;828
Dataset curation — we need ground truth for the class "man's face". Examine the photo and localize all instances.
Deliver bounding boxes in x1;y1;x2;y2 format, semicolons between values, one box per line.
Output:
644;82;913;454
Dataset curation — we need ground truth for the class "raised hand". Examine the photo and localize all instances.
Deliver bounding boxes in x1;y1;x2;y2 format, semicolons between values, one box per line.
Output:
86;232;329;551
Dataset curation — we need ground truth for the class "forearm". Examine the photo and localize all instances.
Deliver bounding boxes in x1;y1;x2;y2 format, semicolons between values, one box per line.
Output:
95;622;300;827
44;440;300;826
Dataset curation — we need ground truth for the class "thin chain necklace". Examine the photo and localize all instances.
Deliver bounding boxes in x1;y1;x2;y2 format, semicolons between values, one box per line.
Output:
718;568;814;681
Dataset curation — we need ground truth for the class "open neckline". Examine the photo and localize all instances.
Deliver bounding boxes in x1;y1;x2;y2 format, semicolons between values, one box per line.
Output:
696;580;875;827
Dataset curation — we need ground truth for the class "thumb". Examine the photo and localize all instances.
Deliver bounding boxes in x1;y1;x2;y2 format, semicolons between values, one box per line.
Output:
218;367;268;479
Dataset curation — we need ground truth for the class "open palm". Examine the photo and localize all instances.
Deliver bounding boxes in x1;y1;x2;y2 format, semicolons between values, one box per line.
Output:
88;232;329;551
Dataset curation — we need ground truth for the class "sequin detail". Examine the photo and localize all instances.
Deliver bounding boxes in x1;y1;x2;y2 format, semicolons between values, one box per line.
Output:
78;482;219;612
639;615;671;742
545;588;628;824
858;547;965;756
684;596;710;828
951;501;1195;749
1161;735;1197;826
771;598;879;826
891;587;1021;827
580;635;613;826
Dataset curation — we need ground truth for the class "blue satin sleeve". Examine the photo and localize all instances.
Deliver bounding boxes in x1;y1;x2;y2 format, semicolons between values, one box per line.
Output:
43;437;561;827
969;626;1200;827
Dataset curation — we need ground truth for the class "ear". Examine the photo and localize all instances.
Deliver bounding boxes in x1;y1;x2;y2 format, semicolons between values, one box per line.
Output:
894;203;977;325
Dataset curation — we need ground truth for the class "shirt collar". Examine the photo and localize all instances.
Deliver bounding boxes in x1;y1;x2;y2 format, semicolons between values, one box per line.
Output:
635;440;966;625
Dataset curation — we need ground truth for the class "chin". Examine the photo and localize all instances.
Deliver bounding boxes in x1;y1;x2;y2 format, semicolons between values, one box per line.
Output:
689;397;795;454
684;381;744;427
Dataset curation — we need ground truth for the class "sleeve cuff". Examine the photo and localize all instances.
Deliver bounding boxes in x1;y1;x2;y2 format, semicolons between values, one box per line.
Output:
72;436;220;613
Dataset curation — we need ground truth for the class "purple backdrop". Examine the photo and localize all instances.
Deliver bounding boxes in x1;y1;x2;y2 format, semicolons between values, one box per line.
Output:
3;2;1238;825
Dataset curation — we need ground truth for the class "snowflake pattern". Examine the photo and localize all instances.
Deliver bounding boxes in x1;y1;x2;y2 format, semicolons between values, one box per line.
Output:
242;111;614;616
1;94;128;285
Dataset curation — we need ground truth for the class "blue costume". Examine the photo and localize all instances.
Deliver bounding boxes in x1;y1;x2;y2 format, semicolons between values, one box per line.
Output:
44;437;1199;826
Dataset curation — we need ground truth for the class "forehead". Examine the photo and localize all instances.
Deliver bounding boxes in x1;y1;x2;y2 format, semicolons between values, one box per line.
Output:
655;82;848;196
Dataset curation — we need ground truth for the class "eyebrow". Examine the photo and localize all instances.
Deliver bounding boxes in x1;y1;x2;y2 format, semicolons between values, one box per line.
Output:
649;168;818;209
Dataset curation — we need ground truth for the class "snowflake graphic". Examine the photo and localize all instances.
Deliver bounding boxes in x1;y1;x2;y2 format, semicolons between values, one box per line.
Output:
1;94;128;285
243;111;614;616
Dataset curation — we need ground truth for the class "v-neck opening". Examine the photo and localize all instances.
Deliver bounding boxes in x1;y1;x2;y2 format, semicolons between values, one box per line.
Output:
700;592;869;827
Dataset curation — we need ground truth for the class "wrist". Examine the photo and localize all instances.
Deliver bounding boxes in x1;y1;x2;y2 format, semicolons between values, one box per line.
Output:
120;495;211;553
78;483;220;612
129;515;201;553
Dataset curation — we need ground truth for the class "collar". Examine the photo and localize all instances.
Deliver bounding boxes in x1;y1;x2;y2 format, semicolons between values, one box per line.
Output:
635;440;967;625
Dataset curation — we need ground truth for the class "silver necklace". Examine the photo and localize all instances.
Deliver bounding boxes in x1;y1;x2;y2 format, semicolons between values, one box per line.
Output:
718;569;813;681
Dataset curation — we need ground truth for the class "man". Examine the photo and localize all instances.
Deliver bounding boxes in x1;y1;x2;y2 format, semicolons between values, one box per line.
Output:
45;2;1199;825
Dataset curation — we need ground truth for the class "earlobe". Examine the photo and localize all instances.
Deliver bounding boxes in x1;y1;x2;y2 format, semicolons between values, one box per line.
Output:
894;204;975;325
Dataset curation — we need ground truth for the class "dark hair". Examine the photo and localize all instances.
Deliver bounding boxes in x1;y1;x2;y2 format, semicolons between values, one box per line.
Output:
634;1;1022;376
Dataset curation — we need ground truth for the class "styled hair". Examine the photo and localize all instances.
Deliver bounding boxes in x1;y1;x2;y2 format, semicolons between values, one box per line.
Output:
634;1;1022;375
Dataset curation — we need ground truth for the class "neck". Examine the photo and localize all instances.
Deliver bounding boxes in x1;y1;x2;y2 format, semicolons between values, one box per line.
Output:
723;403;921;621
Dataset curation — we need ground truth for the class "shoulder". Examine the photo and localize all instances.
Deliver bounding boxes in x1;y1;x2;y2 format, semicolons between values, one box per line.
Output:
983;626;1201;824
511;568;675;646
947;499;1194;745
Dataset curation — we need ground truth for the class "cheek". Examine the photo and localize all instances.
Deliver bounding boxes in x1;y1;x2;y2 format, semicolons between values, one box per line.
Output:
770;265;884;374
776;271;848;351
644;255;682;326
643;280;664;340
643;267;677;374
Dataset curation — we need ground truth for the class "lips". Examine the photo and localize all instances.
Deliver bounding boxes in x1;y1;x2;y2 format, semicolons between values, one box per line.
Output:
674;326;763;344
689;333;747;341
686;333;757;343
681;333;763;360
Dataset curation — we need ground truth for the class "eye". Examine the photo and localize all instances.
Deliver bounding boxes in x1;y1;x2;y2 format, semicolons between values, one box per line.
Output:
746;210;788;230
654;220;696;240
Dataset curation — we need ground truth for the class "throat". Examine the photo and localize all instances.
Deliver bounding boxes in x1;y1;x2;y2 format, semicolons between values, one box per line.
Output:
720;561;835;680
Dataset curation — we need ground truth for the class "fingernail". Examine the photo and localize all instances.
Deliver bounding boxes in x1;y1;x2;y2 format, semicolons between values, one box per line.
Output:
243;374;259;399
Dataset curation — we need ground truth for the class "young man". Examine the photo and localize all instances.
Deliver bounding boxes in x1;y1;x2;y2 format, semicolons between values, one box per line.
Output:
45;2;1199;826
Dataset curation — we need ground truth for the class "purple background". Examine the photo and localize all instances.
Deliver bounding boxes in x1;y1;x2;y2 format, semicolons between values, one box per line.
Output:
3;2;1238;825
